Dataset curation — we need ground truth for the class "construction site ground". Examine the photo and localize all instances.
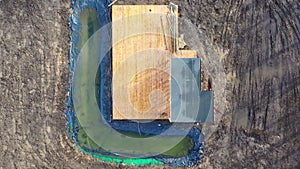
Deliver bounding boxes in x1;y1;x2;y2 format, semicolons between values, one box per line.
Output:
1;0;299;168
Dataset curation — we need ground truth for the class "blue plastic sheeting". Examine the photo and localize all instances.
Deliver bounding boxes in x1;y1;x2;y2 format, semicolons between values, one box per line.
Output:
67;0;205;166
154;127;205;166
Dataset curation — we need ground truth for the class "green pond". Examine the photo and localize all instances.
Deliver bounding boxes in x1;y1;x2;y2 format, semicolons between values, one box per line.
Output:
74;7;194;158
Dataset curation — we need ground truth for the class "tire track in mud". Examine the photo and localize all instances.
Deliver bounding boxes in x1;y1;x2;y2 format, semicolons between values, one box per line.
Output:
212;0;300;168
0;1;113;168
1;0;300;168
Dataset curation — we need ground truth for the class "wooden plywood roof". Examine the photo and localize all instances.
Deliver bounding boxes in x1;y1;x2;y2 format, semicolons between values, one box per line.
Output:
112;5;197;120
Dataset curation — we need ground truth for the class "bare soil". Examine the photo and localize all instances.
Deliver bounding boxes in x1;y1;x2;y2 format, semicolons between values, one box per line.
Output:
0;0;299;168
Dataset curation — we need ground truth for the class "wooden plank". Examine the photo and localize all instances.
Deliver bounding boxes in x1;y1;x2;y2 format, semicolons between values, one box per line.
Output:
112;51;171;120
112;5;177;120
112;5;198;120
112;5;175;69
175;50;197;58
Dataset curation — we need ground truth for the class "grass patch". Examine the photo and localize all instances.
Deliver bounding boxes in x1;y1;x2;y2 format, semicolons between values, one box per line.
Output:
163;136;194;157
77;128;103;150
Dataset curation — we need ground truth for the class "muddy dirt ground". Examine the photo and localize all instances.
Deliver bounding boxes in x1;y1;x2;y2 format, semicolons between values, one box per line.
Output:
1;0;299;168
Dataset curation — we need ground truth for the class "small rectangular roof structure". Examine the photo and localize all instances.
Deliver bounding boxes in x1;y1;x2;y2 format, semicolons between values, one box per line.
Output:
170;58;214;123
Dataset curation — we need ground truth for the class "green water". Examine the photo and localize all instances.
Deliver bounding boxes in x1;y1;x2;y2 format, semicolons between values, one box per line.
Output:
73;8;194;161
78;127;194;158
77;8;100;51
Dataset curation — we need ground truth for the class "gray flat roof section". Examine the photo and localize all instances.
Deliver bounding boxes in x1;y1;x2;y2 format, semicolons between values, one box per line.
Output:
170;58;214;123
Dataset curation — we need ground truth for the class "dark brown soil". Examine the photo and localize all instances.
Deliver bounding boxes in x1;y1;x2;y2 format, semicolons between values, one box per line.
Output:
1;0;299;168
